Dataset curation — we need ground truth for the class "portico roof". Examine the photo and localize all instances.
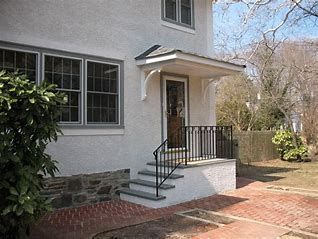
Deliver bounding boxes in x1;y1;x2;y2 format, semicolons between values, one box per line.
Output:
135;45;245;78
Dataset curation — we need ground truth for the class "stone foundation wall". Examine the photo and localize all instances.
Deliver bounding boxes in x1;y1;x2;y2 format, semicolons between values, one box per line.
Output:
41;169;130;208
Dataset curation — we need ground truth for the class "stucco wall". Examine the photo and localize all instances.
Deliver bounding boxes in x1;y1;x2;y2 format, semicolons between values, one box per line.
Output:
122;159;236;208
0;0;215;177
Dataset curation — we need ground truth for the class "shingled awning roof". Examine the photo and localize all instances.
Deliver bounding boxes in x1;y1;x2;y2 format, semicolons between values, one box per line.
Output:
135;45;245;76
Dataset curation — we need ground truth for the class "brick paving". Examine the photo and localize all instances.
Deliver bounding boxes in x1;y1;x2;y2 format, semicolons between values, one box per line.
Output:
30;177;318;239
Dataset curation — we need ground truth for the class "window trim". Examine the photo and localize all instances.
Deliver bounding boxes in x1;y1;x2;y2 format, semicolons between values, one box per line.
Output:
0;40;124;129
162;0;195;29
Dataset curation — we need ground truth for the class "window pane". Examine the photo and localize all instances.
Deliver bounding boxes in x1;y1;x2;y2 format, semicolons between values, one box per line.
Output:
53;57;62;73
93;108;101;122
63;74;71;89
61;107;70;122
69;92;79;107
102;78;109;92
16;52;26;69
4;50;14;68
93;94;101;107
45;55;53;72
94;77;102;91
45;72;53;84
181;0;192;25
87;62;94;76
87;76;94;91
87;61;119;124
63;58;71;74
0;48;37;82
71;75;80;90
109;109;117;123
53;73;62;88
165;0;177;21
109;95;117;108
26;53;36;69
44;55;81;123
71;107;79;122
0;50;3;66
72;60;80;75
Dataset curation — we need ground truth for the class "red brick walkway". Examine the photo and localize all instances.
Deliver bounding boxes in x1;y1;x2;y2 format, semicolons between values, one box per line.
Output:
30;178;318;239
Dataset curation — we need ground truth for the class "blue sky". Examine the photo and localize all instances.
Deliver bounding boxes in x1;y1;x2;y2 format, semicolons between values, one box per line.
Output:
213;2;318;53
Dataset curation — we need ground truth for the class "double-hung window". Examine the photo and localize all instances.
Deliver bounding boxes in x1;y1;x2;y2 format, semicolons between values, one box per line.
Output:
86;61;119;124
0;43;123;128
44;55;82;123
162;0;194;28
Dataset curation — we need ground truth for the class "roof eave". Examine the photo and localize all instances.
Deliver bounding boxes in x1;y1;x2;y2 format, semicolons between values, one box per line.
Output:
136;51;245;74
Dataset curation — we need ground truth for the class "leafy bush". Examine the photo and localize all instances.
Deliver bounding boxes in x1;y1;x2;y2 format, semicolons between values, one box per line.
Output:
0;71;65;238
272;130;308;161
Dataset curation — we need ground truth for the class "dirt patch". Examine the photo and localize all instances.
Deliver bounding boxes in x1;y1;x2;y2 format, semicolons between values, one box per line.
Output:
182;209;236;225
93;215;218;239
238;159;318;190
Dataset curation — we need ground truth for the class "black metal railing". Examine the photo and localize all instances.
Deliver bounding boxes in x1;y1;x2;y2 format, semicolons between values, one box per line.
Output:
153;125;233;196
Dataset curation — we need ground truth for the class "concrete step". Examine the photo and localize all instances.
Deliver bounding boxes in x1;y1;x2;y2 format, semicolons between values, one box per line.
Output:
146;161;186;172
119;188;165;201
129;179;175;194
129;179;175;189
138;170;184;179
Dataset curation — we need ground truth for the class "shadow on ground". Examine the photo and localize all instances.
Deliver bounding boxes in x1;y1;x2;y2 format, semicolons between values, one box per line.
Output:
237;163;297;183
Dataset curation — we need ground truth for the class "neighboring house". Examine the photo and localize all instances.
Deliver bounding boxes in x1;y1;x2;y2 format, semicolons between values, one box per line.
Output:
0;0;244;208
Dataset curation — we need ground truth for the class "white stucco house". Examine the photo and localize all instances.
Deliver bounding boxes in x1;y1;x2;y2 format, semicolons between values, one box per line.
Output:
0;0;244;208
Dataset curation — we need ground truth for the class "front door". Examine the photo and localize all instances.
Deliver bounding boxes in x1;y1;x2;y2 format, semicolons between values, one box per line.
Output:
163;76;188;148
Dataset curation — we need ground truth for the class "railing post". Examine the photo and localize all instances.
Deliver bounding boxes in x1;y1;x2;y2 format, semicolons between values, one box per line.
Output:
154;152;159;197
230;126;233;159
185;127;188;165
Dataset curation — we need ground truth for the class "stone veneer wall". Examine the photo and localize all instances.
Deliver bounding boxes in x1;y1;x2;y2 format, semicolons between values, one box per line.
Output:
41;169;130;208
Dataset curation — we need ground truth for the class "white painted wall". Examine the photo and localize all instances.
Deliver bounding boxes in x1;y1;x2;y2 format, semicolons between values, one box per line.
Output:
0;0;215;177
122;159;236;208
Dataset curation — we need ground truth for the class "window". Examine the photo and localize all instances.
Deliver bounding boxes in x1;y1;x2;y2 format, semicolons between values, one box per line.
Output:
0;48;37;82
87;61;119;124
0;42;123;127
162;0;193;27
44;55;81;123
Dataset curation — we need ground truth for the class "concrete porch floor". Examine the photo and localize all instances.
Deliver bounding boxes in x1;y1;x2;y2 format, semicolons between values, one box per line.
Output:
30;177;318;239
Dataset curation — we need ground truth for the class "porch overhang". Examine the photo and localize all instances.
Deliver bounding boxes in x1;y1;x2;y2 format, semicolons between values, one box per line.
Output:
136;45;246;100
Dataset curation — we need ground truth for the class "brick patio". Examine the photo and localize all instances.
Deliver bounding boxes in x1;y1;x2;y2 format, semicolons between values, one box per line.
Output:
30;177;318;239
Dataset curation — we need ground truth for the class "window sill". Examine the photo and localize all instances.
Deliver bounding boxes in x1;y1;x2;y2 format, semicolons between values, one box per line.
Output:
161;20;196;35
58;127;125;136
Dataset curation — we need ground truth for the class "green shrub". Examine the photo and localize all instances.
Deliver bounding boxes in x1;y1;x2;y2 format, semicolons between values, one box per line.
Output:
0;71;65;238
272;130;308;161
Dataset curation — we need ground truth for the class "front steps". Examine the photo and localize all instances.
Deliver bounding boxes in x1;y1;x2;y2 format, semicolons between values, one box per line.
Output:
120;167;184;208
120;158;236;208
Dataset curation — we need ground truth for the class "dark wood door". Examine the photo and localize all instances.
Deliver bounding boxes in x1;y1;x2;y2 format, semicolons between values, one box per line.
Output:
166;80;186;148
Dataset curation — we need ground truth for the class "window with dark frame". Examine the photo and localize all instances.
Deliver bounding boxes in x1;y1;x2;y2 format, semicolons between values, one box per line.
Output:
87;61;119;124
44;55;81;123
163;0;193;27
0;48;37;82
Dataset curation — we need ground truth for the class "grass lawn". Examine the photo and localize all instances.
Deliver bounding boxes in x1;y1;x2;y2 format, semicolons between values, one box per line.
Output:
238;158;318;190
